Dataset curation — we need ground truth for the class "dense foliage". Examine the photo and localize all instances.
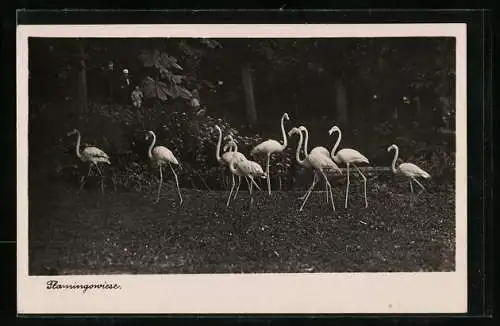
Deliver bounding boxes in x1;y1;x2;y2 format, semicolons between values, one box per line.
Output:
29;37;455;193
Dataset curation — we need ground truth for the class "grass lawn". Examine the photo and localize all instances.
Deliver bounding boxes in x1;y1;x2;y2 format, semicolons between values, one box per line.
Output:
28;175;455;275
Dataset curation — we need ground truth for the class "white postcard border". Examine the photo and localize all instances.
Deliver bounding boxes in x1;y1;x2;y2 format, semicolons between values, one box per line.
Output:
17;23;467;314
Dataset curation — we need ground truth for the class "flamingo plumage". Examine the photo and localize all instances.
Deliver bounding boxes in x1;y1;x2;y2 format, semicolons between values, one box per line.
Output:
146;130;183;204
328;125;370;208
227;144;266;208
215;125;246;189
387;144;431;197
67;128;110;194
250;112;290;195
288;127;341;211
298;125;333;201
213;125;247;203
223;139;247;200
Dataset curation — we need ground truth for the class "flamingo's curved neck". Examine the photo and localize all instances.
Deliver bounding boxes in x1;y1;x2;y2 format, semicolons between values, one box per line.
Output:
215;128;223;162
231;141;238;153
302;127;310;156
331;128;342;159
74;131;82;159
227;141;237;153
148;132;156;159
390;146;399;173
294;130;306;165
280;114;288;149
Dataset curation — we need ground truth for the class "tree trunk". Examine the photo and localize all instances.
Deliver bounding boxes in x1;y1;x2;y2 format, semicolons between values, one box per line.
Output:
414;95;422;126
334;78;348;125
241;63;257;125
392;106;399;121
76;39;88;116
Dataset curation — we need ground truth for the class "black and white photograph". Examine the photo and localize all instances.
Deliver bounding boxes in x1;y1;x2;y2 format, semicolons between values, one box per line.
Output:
17;24;467;314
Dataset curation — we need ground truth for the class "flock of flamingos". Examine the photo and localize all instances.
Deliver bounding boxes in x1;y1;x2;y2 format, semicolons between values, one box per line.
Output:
66;112;431;211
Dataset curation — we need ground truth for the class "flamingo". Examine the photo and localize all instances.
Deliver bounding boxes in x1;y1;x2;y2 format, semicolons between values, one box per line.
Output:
250;112;290;195
387;144;431;197
215;125;245;189
288;127;341;211
146;130;182;204
67;128;110;194
328;126;370;208
213;125;247;202
222;134;238;189
287;126;328;202
227;144;266;208
298;125;332;201
222;138;247;201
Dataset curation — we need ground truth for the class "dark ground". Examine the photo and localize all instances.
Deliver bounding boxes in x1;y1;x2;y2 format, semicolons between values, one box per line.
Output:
28;172;455;275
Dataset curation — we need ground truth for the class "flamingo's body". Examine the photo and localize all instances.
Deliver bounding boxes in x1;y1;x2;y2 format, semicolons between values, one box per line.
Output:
251;139;285;155
67;129;110;194
328;126;370;208
395;162;431;179
221;142;246;167
151;146;179;166
146;131;183;204
227;143;266;207
333;148;369;166
387;144;430;197
288;127;341;211
250;113;290;195
232;158;267;180
298;125;336;201
80;147;111;165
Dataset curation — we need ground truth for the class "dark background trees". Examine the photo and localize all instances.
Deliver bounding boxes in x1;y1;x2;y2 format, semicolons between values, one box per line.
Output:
28;37;456;191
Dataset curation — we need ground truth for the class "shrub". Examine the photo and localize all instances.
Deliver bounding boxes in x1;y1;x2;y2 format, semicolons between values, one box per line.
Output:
31;101;454;195
33;100;293;193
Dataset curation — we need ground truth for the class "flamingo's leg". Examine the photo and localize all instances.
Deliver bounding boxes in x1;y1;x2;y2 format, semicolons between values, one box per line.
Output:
299;172;318;211
168;162;183;205
353;164;368;208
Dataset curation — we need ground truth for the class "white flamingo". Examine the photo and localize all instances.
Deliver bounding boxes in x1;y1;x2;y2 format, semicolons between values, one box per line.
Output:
146;130;182;204
250;112;290;195
387;144;431;197
67;128;111;194
215;125;245;189
288;127;341;211
227;144;267;207
222;138;247;201
328;126;370;208
222;134;238;189
298;125;332;201
213;125;247;202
